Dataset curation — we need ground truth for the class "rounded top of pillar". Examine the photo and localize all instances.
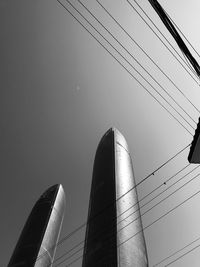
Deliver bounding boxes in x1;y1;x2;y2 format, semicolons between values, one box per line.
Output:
37;184;66;218
102;127;129;153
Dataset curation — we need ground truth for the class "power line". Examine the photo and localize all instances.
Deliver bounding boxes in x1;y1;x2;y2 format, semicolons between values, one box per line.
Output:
53;163;192;266
56;0;193;208
57;0;194;135
96;0;200;114
52;0;199;266
54;165;197;266
51;0;190;258
147;0;200;78
76;0;196;127
54;163;193;264
133;164;189;206
117;163;190;221
126;0;200;85
120;144;190;194
118;164;200;225
131;0;200;82
118;171;200;233
61;187;200;266
164;9;200;60
132;0;199;79
39;0;191;263
98;188;200;267
51;134;188;261
123;189;200;247
131;0;195;70
153;236;200;266
165;243;200;266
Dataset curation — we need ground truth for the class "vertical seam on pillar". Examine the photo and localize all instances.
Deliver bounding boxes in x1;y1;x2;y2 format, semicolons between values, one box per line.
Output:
113;130;119;267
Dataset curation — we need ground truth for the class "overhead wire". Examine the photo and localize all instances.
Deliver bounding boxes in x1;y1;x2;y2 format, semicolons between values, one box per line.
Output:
44;0;196;265
75;0;196;127
2;1;195;267
126;0;200;85
36;0;193;262
132;0;200;80
164;9;200;60
95;188;200;267
118;164;200;225
165;243;200;266
52;163;193;266
133;0;199;75
117;163;190;221
153;235;200;266
147;0;200;78
181;50;199;77
59;186;200;267
96;0;200;114
56;0;194;135
130;0;200;82
118;169;200;233
50;135;188;262
55;0;193;215
53;163;197;266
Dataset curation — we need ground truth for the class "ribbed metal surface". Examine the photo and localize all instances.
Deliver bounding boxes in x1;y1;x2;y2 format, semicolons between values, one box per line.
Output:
8;184;65;267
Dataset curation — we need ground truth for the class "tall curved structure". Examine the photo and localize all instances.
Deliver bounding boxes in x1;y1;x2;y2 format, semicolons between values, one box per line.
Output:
82;128;148;267
8;184;65;267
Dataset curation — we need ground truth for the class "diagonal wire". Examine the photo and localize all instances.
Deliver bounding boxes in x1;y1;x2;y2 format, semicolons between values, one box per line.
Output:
118;171;200;233
53;163;192;266
57;0;194;135
126;0;199;85
164;8;200;60
36;0;193;262
131;0;200;81
147;0;200;78
61;188;200;266
165;242;200;266
52;142;189;257
52;0;198;266
117;163;190;220
97;188;200;267
45;0;192;259
153;236;200;266
121;189;200;247
76;0;196;127
118;164;200;225
35;0;193;263
96;0;200;114
133;0;199;76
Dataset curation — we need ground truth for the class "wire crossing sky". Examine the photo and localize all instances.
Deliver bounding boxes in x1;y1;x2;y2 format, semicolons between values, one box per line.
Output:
148;0;200;78
51;163;199;267
56;0;195;136
1;1;200;267
35;145;190;265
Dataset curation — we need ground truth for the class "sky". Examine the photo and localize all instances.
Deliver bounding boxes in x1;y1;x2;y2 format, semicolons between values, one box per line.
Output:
1;0;200;266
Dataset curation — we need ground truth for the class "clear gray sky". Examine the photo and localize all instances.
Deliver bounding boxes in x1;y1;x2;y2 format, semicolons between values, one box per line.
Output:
1;0;200;266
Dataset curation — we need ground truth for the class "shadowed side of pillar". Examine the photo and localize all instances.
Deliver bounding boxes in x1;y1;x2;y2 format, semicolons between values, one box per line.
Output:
82;128;118;267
